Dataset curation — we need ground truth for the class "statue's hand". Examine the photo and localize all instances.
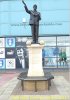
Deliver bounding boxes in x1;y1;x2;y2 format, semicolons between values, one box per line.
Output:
22;0;26;6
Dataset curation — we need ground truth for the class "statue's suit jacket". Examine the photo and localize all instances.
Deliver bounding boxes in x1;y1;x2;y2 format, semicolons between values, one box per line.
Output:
24;5;41;25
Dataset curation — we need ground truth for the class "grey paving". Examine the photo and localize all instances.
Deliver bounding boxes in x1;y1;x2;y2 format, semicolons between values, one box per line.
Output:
0;77;19;100
0;70;70;100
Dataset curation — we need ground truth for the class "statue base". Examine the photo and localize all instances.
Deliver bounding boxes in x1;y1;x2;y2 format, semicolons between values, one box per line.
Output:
27;43;44;76
17;41;54;92
18;72;54;92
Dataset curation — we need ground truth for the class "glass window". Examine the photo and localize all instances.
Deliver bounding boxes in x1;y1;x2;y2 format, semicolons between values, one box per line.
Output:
0;24;10;36
11;25;31;36
0;0;70;36
0;1;9;11
39;37;56;46
57;46;70;68
1;12;9;23
10;1;22;11
57;36;70;46
44;57;57;68
10;12;29;23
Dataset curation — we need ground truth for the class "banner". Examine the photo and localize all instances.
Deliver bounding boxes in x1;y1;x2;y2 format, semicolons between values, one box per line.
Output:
0;59;5;69
6;59;15;69
16;37;27;47
0;48;5;58
6;38;15;48
0;38;5;47
5;48;15;58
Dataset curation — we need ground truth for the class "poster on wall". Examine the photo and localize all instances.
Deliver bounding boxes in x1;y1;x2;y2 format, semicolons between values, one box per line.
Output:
5;48;15;58
16;47;24;58
43;47;58;57
0;38;5;47
6;59;16;69
0;48;5;58
16;47;25;69
43;47;58;68
6;38;15;48
16;37;27;47
0;59;5;69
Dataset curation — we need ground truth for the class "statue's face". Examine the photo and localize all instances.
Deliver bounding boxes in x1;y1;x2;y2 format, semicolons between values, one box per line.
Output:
33;5;37;10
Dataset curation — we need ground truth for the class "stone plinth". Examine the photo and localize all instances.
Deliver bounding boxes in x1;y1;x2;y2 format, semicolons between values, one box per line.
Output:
17;41;54;92
27;44;44;76
17;72;54;92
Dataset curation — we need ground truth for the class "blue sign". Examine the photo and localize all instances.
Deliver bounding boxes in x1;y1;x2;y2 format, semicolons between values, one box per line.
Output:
43;47;58;57
53;47;59;56
0;59;5;69
6;38;15;47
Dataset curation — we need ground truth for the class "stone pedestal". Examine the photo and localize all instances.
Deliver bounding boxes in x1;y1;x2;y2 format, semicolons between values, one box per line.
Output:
27;44;44;76
18;72;54;92
18;42;54;92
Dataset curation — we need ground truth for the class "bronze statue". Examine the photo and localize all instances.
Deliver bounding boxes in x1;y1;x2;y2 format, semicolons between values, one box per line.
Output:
22;0;41;43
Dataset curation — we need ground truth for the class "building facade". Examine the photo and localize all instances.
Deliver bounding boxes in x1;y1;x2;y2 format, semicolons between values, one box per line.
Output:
0;0;70;69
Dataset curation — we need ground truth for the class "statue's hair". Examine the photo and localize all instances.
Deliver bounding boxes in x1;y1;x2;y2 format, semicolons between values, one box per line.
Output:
33;4;37;8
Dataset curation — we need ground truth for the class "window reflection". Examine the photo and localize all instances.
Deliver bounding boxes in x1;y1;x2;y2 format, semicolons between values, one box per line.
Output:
42;36;70;68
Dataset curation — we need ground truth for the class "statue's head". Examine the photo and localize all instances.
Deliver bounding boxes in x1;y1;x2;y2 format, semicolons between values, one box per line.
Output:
33;4;37;10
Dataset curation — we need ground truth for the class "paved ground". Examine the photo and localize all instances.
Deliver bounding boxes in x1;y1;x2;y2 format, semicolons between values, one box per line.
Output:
0;69;70;100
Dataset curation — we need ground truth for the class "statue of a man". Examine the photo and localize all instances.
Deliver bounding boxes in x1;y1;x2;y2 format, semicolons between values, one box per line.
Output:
22;0;41;43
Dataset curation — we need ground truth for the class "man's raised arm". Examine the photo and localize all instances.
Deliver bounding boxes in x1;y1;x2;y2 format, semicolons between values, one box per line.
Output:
22;0;31;14
22;0;26;6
